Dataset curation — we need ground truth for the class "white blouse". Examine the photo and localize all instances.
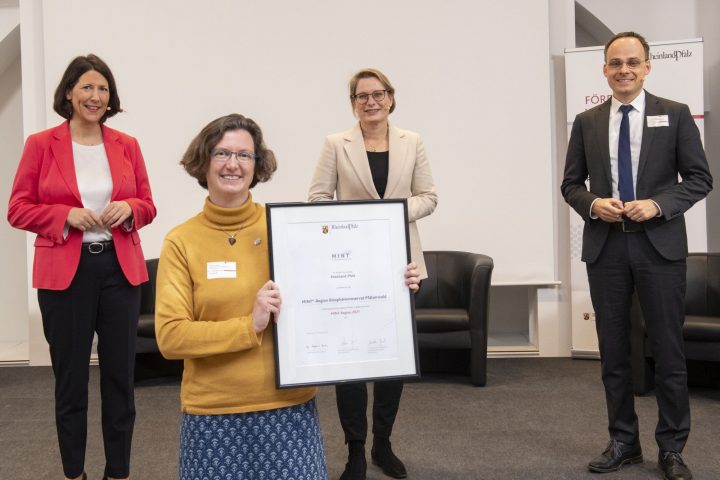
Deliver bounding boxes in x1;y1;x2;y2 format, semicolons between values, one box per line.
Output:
72;142;113;242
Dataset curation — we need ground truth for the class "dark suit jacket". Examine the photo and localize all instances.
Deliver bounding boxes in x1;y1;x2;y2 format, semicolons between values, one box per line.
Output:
561;91;712;263
7;121;156;290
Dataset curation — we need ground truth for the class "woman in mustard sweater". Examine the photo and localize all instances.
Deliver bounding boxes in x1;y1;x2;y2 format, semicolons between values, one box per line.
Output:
155;113;421;480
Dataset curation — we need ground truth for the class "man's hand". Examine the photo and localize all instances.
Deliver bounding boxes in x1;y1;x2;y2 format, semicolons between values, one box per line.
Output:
591;198;624;223
623;200;659;222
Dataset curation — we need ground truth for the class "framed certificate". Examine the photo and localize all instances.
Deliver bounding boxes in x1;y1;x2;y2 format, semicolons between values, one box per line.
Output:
266;200;419;388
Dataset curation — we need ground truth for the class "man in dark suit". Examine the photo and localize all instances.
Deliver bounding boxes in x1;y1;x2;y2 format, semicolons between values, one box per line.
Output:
562;31;712;480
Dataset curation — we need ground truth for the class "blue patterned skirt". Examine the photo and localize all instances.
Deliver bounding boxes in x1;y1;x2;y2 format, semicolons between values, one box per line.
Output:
179;399;328;480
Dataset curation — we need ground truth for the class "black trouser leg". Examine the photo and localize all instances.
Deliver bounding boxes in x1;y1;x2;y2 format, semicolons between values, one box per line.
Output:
587;230;689;450
38;250;139;478
336;382;368;443
39;256;99;478
335;378;404;444
372;380;404;439
587;230;639;445
629;235;689;452
97;256;140;479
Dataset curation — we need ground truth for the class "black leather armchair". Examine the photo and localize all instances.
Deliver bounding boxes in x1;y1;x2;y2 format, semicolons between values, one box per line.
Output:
414;251;493;386
631;253;720;394
135;258;182;381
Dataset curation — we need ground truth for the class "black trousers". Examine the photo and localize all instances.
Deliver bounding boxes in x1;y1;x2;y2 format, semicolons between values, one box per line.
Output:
38;249;140;478
335;380;404;444
586;229;690;453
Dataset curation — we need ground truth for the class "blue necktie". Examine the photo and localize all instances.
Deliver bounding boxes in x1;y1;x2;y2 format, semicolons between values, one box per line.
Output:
618;104;634;202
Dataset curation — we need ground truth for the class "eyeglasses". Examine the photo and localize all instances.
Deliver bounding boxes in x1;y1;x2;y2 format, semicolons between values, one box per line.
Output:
606;59;647;70
211;149;257;164
352;90;388;104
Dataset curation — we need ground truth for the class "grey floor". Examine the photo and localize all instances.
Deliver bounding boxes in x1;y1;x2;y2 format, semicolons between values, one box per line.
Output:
1;358;719;480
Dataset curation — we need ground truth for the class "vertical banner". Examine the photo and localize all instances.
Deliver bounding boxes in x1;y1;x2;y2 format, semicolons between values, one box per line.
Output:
564;39;705;357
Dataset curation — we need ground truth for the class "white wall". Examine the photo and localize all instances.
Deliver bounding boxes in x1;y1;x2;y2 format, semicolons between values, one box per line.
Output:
0;3;18;43
5;0;558;364
0;38;27;353
5;0;714;363
541;0;575;357
578;0;699;41
18;0;48;365
37;0;556;285
697;0;720;250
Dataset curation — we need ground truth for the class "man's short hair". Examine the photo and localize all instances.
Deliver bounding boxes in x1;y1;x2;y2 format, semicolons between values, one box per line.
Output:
604;31;650;61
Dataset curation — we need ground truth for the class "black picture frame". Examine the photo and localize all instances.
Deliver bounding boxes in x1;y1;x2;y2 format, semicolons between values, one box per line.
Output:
266;199;419;388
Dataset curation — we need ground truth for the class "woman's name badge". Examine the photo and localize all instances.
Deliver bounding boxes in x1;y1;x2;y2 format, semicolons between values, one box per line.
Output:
207;261;237;279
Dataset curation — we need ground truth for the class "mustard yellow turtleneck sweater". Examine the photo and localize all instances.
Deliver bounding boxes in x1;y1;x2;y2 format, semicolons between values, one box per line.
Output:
155;195;316;415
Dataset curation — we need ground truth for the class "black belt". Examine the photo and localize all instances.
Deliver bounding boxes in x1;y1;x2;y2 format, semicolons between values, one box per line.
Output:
82;241;114;254
610;221;644;233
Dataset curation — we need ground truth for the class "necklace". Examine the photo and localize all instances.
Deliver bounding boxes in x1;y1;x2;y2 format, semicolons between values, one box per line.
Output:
361;125;388;152
220;228;262;246
222;229;241;246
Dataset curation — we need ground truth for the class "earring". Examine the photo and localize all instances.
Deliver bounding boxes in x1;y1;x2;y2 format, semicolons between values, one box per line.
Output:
107;106;112;111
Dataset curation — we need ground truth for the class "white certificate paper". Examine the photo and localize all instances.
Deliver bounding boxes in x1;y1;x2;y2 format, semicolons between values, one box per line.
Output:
267;200;418;388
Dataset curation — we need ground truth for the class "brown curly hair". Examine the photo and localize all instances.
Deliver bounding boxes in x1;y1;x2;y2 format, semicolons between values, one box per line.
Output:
181;114;277;189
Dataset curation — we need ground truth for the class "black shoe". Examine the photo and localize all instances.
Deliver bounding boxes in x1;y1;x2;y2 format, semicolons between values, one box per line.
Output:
371;437;407;479
587;439;643;473
659;451;692;480
339;441;366;480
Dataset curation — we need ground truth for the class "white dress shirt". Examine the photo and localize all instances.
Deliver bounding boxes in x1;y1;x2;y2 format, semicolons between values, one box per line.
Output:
609;91;645;199
589;90;661;218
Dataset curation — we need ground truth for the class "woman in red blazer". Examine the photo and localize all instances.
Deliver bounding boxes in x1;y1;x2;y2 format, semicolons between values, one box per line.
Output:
7;54;155;480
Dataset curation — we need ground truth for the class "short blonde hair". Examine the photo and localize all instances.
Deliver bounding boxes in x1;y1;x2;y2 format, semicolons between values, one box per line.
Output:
348;68;396;114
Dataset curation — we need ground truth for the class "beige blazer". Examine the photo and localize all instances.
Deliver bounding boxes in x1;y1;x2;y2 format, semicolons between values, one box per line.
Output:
308;123;438;278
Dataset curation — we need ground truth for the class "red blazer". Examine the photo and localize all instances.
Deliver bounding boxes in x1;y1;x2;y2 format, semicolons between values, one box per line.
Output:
7;122;156;290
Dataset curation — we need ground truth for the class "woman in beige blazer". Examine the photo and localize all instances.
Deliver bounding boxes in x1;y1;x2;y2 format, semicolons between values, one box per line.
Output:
308;68;437;480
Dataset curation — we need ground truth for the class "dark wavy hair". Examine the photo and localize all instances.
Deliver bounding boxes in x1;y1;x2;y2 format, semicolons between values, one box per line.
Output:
53;54;122;123
181;113;277;189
